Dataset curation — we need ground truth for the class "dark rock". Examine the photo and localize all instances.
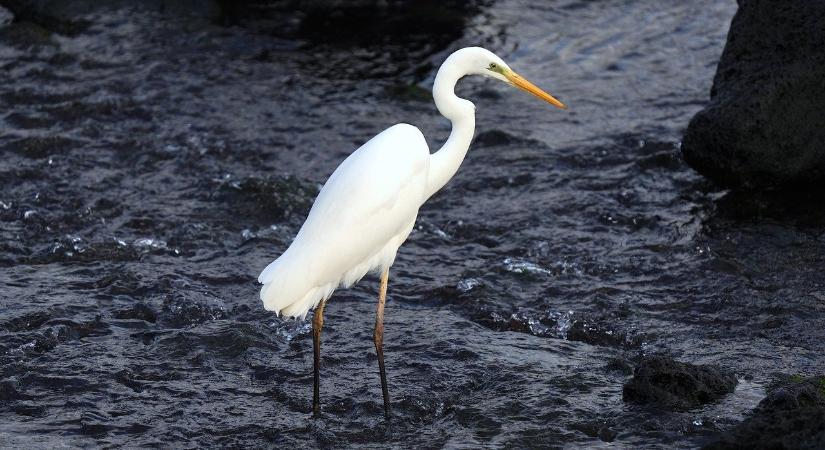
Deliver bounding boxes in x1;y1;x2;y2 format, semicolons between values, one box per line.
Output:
3;311;50;332
214;175;317;225
160;292;228;327
429;282;645;349
0;379;21;401
23;239;142;264
759;376;825;411
12;317;111;356
681;0;825;189
622;356;737;410
113;303;157;323
570;420;617;443
566;318;641;348
44;316;110;340
12;401;44;417
598;426;617;443
605;357;634;376
704;376;825;449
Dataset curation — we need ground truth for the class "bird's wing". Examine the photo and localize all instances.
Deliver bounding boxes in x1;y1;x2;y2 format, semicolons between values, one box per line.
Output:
301;123;428;236
283;123;430;277
257;123;429;317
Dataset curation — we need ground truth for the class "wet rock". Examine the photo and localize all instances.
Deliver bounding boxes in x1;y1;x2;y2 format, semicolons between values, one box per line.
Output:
710;190;825;225
23;239;141;264
622;356;737;410
508;310;642;349
3;311;50;332
160;293;228;327
44;316;110;341
15;317;111;356
566;318;642;348
427;282;515;329
682;0;825;189
605;357;633;376
0;379;21;401
113;303;157;323
11;404;45;419
94;271;145;296
114;369;146;393
598;426;617;443
432;282;644;348
429;274;637;347
704;376;825;449
570;420;617;443
214;175;317;225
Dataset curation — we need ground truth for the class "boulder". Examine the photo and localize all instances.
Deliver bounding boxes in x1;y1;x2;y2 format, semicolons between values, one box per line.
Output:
622;356;737;410
681;0;825;189
704;376;825;449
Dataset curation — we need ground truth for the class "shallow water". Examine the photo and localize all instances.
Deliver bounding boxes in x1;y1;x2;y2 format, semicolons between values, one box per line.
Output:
2;0;824;448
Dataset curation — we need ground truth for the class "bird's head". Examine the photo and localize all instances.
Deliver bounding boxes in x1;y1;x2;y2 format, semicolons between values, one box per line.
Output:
459;47;567;110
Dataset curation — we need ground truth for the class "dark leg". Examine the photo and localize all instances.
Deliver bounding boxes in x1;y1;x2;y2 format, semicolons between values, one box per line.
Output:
312;299;327;416
374;269;391;418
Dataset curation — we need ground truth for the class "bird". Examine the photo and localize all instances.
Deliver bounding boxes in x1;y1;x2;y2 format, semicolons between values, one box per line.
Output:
257;46;566;418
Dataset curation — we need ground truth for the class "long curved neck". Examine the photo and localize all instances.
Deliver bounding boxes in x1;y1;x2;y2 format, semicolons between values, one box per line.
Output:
424;61;476;200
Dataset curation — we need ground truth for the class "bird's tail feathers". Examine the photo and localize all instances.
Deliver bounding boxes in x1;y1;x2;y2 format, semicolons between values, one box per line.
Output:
259;236;403;319
259;253;334;319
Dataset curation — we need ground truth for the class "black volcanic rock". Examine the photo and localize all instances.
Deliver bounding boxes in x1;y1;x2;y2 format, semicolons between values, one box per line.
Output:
622;356;737;410
704;376;825;449
681;0;825;189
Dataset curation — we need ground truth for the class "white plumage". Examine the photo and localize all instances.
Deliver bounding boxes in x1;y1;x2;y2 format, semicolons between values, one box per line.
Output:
257;47;566;320
258;124;429;319
255;46;566;418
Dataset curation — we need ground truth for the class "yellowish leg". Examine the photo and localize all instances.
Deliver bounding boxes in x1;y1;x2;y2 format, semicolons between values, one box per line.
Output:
374;269;391;418
312;299;327;416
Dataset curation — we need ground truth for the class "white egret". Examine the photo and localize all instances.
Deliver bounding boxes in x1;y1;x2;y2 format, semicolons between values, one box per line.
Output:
258;47;566;417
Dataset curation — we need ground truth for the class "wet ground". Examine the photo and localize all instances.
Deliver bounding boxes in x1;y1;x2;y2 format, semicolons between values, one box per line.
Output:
1;0;824;448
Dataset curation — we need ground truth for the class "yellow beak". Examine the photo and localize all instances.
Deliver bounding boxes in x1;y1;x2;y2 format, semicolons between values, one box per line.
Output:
505;71;567;109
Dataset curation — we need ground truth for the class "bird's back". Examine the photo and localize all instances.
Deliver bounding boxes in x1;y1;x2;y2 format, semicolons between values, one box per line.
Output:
259;124;430;318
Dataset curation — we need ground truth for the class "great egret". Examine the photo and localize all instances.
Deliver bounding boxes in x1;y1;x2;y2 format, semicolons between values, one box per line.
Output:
258;47;566;418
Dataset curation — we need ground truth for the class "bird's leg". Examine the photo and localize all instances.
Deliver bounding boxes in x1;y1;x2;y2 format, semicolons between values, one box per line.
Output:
374;269;391;418
312;299;327;416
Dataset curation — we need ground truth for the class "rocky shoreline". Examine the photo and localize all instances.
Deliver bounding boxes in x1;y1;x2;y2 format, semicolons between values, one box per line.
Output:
682;0;825;190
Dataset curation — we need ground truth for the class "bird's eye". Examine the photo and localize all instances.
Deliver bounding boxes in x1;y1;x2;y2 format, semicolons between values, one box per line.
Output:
489;63;497;69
